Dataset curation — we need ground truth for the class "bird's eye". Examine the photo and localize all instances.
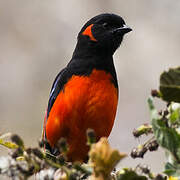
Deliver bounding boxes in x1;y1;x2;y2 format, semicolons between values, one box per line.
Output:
102;22;109;28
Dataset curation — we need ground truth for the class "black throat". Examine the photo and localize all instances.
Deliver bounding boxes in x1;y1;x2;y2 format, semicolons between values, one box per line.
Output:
67;40;118;88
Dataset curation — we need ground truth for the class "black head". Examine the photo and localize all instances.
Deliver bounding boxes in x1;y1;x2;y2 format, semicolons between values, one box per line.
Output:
76;13;132;56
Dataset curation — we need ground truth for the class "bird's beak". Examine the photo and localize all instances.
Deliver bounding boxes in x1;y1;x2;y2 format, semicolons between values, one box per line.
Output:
113;24;132;35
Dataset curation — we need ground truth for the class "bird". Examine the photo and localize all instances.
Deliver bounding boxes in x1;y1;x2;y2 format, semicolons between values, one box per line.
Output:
42;13;132;162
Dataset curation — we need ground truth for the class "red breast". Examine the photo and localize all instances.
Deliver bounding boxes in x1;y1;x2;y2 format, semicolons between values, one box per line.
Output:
46;69;118;161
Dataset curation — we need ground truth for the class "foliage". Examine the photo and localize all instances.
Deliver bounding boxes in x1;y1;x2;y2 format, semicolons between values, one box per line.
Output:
160;67;180;102
131;67;180;179
0;67;180;179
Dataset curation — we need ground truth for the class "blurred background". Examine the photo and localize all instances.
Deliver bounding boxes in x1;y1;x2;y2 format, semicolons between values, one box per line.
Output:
0;0;180;173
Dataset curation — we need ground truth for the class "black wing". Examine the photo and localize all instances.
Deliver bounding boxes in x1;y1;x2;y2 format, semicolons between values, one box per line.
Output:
46;67;71;119
44;67;73;155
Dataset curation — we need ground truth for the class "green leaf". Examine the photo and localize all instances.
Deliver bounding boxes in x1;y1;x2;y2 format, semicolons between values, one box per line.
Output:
148;98;180;163
117;168;147;180
164;162;180;177
169;103;180;125
170;109;180;125
160;67;180;102
0;138;18;149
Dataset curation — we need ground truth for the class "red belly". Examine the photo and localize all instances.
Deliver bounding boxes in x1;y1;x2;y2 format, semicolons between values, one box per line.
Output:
46;69;118;161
